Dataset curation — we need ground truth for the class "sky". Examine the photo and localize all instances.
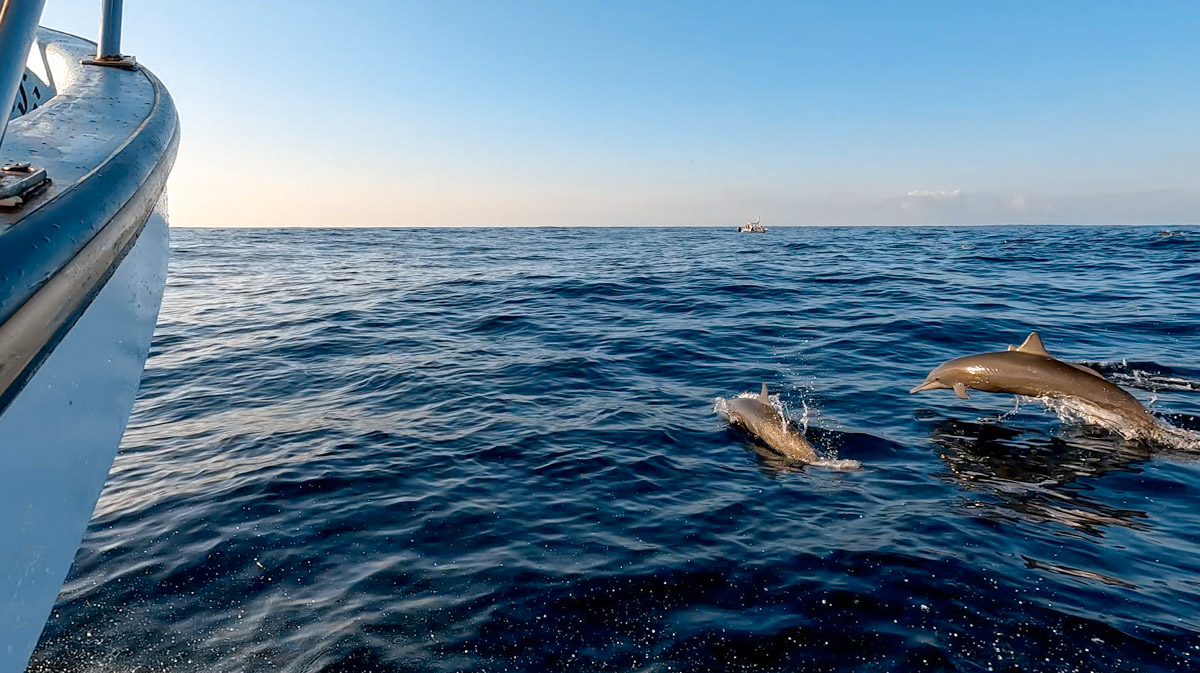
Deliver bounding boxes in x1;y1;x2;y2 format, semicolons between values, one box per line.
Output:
40;1;1200;227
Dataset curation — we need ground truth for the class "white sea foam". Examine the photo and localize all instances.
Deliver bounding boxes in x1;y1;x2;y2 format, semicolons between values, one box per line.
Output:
712;396;730;419
811;458;863;471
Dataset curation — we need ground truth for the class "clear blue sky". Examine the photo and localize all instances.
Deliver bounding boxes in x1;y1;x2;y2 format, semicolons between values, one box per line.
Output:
42;1;1200;226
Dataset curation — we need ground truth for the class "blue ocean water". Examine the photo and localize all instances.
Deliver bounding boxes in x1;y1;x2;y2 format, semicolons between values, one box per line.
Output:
28;226;1200;672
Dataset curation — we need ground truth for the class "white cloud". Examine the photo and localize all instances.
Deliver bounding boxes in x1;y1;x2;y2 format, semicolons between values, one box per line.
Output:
905;189;961;198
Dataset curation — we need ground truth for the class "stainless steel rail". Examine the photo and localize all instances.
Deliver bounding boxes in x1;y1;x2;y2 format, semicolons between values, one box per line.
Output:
0;0;46;148
97;0;122;58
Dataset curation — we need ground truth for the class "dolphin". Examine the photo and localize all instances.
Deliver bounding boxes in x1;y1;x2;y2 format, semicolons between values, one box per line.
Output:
910;332;1159;438
720;383;819;463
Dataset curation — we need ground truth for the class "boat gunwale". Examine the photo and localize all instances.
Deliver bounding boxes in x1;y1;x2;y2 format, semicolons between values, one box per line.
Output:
0;28;178;415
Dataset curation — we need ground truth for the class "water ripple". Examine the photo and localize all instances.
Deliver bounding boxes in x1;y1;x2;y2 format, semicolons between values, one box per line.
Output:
29;225;1200;672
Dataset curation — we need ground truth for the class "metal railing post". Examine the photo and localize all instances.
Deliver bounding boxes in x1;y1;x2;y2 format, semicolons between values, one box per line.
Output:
96;0;122;59
84;0;134;68
0;0;46;150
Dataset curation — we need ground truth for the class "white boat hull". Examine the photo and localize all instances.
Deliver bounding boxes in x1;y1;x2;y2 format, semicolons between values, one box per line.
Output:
0;199;168;673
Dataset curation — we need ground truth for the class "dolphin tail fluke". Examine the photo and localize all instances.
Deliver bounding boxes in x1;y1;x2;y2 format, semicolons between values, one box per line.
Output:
760;383;769;404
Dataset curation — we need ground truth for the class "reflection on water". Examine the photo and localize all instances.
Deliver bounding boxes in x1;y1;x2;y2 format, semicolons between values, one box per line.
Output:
921;413;1153;537
728;426;862;477
1022;556;1138;589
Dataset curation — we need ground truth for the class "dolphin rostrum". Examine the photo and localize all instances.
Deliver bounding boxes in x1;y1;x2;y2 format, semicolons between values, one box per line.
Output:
720;383;819;463
910;332;1159;438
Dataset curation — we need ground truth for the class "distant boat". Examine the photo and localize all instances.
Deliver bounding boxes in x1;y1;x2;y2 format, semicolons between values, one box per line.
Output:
737;217;768;233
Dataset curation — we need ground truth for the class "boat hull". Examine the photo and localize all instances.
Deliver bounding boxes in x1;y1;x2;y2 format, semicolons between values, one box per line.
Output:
0;197;167;672
0;25;177;669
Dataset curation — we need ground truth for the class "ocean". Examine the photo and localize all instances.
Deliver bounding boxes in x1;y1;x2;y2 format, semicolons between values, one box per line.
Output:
28;226;1200;672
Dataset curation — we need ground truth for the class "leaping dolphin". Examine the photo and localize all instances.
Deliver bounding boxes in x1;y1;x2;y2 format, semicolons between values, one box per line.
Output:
719;383;819;463
910;332;1159;439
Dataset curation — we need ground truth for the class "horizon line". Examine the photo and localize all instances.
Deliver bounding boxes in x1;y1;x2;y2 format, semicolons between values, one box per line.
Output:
169;222;1198;230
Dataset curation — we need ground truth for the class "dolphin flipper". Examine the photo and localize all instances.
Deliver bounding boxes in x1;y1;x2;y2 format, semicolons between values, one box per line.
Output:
953;382;970;399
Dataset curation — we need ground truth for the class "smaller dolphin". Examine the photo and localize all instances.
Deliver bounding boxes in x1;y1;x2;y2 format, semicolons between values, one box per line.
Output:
911;332;1159;438
720;383;819;463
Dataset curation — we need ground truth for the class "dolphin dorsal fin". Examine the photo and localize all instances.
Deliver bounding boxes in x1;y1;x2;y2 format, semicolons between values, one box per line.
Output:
760;383;769;404
1015;332;1050;356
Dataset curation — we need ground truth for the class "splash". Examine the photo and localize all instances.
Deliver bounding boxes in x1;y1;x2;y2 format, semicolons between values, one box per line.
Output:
1032;396;1200;451
1149;423;1200;451
711;396;731;420
1081;360;1200;393
714;389;861;469
810;458;862;471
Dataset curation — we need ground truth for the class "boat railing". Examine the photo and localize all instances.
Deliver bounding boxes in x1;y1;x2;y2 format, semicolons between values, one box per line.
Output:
0;0;133;151
0;0;47;149
97;0;123;59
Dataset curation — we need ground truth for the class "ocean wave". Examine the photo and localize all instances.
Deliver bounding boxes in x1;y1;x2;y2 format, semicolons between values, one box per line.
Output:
27;226;1200;672
1082;359;1200;392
